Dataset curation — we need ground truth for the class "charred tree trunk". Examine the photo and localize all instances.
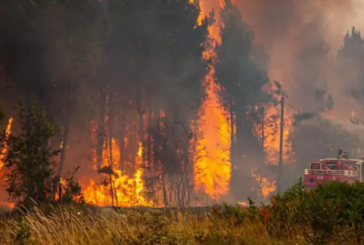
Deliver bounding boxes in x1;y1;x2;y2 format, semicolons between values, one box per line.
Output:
229;101;235;167
162;171;168;208
118;106;126;170
56;115;69;177
230;107;247;198
147;110;152;167
153;110;160;167
108;86;115;168
235;108;245;168
261;106;265;153
146;87;152;168
108;85;115;206
95;0;108;171
169;183;173;207
55;81;72;198
183;152;191;208
97;90;106;170
176;179;182;209
135;86;144;166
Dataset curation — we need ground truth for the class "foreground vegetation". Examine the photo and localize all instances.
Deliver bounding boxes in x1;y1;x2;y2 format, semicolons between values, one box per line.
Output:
0;206;301;245
1;180;364;245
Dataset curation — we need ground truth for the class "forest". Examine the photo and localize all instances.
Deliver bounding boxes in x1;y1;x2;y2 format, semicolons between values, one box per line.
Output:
0;0;363;210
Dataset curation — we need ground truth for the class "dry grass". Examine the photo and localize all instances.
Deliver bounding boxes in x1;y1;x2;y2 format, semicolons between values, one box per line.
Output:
0;205;308;245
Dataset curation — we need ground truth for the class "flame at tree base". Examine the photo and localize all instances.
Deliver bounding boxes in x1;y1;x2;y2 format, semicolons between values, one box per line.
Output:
82;141;153;207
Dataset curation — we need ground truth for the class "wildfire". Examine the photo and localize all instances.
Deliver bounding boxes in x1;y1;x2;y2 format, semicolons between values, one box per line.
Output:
0;117;13;179
0;117;14;209
83;140;152;207
0;201;15;209
193;0;231;201
253;99;294;165
251;168;276;198
54;177;66;201
237;201;248;207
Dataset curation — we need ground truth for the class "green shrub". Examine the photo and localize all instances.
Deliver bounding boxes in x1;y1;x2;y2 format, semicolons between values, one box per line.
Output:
253;178;364;244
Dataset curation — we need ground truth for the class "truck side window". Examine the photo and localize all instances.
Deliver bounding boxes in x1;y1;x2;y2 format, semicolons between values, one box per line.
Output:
311;162;321;169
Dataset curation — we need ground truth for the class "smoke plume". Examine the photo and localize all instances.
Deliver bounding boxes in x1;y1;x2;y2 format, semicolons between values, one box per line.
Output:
236;0;364;114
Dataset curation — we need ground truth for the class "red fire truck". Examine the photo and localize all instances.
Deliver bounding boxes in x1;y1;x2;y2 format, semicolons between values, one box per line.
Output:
303;149;364;189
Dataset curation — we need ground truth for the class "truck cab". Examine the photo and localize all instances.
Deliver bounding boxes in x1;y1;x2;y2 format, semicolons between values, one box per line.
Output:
303;157;364;189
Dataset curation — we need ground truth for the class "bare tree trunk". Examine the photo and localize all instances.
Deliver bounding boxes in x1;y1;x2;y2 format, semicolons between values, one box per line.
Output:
145;87;152;169
108;85;116;206
153;111;160;168
135;86;144;166
183;152;191;208
57;117;69;177
162;172;168;208
169;183;173;207
108;89;114;165
97;91;106;170
176;180;182;209
229;102;235;166
95;0;108;171
57;82;72;175
261;106;265;153
181;173;186;208
147;108;152;168
55;81;72;199
118;106;126;170
114;181;118;207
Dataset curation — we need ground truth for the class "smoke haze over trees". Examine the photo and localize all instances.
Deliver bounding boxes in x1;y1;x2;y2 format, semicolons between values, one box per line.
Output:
0;0;364;207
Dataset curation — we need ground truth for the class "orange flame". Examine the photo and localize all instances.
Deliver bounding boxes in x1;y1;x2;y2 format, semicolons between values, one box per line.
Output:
0;117;14;208
251;168;276;198
193;0;231;201
237;201;248;207
0;201;15;209
54;177;66;201
253;98;294;165
0;117;13;179
83;140;153;207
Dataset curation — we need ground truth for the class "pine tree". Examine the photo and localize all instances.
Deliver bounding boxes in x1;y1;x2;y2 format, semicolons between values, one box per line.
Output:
337;27;364;103
2;101;60;206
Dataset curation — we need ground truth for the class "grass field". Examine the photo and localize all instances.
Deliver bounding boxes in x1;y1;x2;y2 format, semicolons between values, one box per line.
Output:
2;180;364;245
0;205;307;245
